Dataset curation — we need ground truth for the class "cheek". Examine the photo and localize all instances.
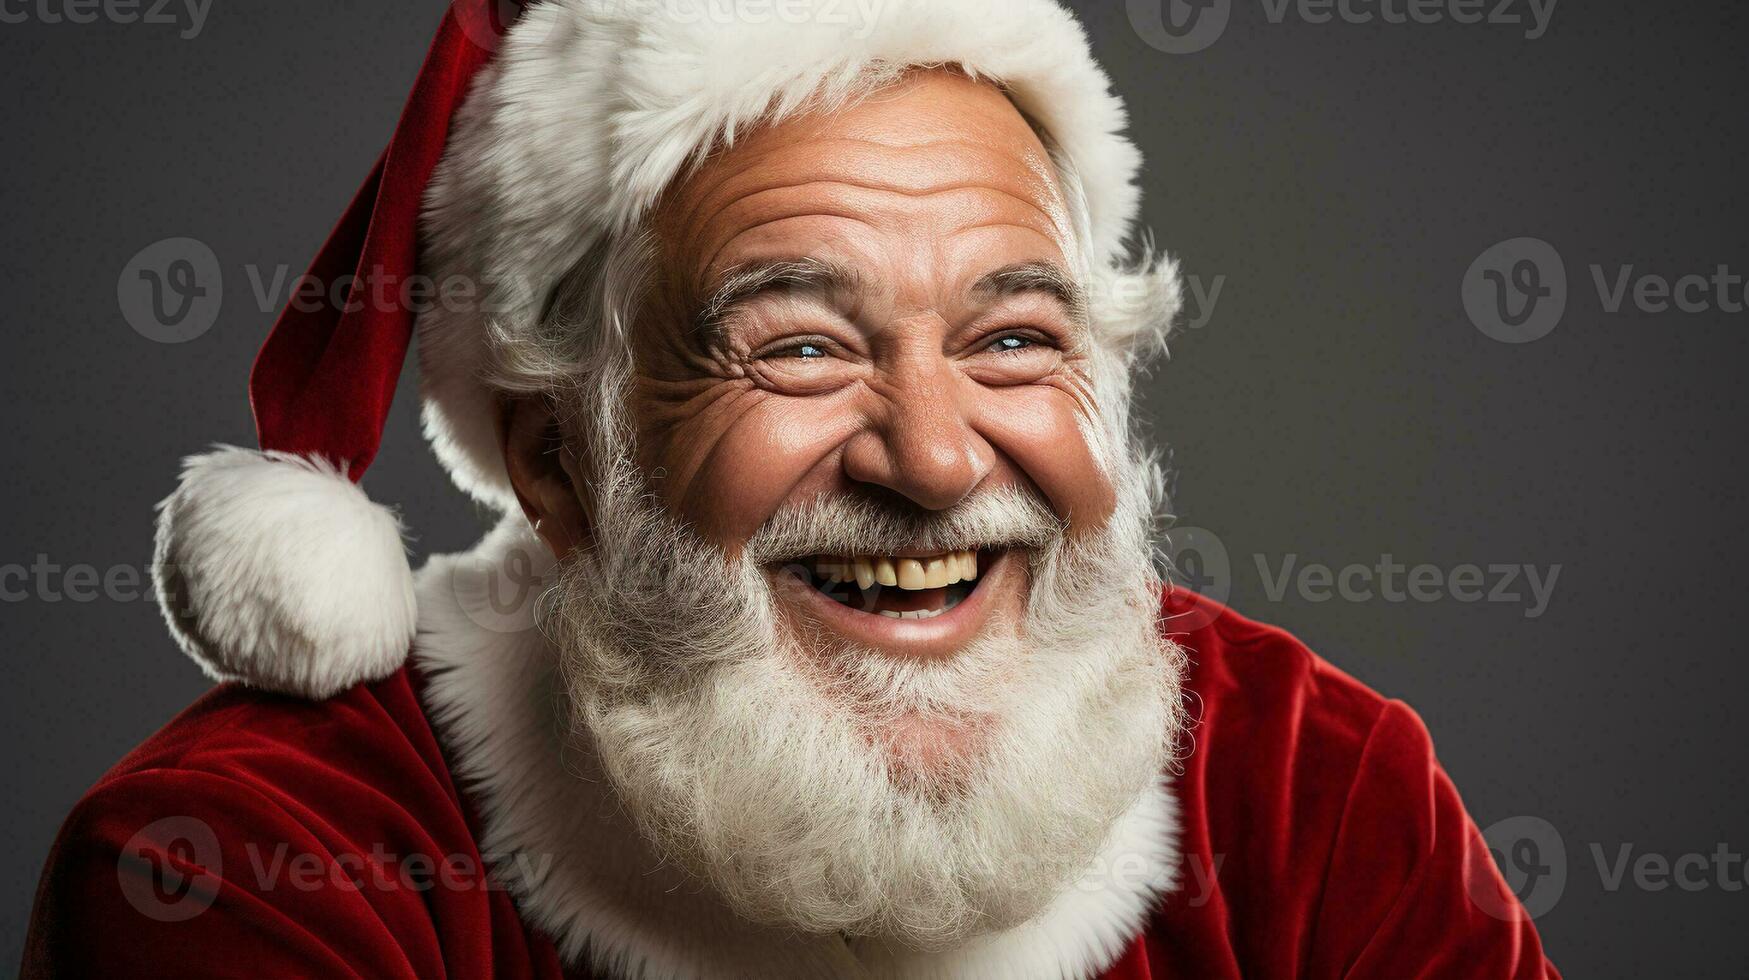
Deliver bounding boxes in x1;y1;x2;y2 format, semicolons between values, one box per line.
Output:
975;385;1117;529
655;390;860;549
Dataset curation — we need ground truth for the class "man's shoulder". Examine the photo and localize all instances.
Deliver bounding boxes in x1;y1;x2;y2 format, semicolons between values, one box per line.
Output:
1160;586;1446;859
87;666;456;813
49;666;470;877
1163;586;1404;751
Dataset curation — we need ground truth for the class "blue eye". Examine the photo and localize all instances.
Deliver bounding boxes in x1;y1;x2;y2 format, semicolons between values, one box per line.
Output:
782;343;828;359
988;335;1033;354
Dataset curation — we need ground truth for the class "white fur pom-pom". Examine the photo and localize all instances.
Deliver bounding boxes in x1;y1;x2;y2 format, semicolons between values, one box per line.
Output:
151;446;417;699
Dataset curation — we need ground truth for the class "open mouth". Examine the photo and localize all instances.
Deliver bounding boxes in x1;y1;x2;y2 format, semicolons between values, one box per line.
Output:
789;550;989;620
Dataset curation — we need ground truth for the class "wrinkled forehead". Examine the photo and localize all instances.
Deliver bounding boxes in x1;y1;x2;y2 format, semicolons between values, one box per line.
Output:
648;69;1078;295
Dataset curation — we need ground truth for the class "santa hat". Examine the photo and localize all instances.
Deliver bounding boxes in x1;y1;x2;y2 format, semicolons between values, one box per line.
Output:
153;0;1171;699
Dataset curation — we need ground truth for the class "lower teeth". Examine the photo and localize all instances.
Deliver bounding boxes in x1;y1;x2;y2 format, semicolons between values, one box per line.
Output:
879;607;944;620
872;591;963;620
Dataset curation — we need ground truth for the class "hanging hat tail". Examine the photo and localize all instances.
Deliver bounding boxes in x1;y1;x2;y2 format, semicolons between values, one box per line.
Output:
151;1;517;699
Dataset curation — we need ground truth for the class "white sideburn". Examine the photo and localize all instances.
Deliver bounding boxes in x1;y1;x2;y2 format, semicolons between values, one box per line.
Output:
414;518;1181;980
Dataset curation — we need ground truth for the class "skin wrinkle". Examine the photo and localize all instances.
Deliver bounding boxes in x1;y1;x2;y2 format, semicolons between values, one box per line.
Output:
674;133;1065;241
688;184;1064;289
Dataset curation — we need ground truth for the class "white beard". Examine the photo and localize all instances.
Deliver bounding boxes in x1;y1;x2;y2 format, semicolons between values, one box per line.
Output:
543;447;1185;951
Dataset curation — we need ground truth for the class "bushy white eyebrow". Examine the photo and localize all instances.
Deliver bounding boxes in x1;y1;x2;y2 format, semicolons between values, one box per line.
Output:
694;258;861;339
972;261;1089;326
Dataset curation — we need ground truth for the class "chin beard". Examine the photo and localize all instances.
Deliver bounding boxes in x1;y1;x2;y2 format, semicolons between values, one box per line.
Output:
542;450;1186;951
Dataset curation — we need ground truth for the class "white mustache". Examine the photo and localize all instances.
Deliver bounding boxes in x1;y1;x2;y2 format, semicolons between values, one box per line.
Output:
744;485;1063;565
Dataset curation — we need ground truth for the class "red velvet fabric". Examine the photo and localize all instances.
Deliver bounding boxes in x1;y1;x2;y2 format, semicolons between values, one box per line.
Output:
22;592;1558;978
247;0;519;477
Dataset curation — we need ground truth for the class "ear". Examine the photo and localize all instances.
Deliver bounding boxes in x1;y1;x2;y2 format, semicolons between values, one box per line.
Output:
499;396;591;559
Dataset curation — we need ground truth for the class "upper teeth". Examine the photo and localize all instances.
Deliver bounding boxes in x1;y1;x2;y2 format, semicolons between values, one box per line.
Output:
815;551;979;590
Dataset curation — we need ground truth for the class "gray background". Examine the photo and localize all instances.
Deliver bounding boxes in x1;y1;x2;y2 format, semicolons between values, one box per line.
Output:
3;0;1745;974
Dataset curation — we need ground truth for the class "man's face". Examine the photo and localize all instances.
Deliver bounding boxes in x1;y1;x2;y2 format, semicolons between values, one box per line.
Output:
630;70;1117;664
516;70;1179;947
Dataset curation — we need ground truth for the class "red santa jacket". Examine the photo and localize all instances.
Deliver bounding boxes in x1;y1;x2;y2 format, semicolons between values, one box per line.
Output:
23;573;1559;979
